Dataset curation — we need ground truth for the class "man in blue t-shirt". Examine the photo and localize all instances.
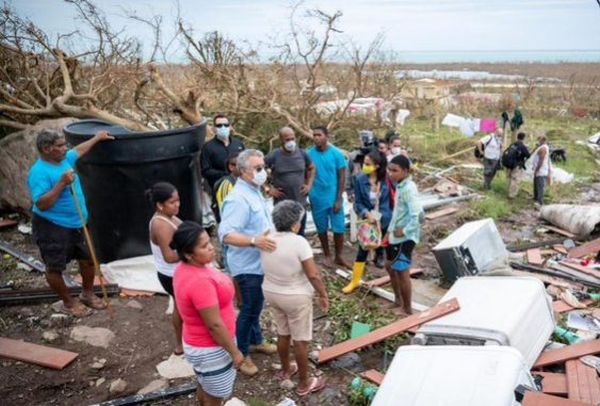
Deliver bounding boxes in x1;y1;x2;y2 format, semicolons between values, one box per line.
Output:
28;129;114;317
307;126;351;269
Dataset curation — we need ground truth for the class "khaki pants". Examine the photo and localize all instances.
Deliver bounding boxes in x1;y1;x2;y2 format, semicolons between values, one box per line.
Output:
507;168;523;198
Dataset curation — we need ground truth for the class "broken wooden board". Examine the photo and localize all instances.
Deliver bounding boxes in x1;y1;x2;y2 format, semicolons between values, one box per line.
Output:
335;269;429;312
0;337;78;369
545;226;577;240
568;238;600;259
360;369;384;386
0;219;17;229
120;288;155;298
527;248;544;266
560;261;600;280
425;206;459;220
553;299;593;314
566;360;600;404
534;339;600;368
366;268;423;287
554;245;569;255
522;391;590;406
533;372;568;396
318;299;459;364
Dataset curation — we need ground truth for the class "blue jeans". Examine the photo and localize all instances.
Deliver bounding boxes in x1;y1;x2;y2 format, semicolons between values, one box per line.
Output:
234;274;264;356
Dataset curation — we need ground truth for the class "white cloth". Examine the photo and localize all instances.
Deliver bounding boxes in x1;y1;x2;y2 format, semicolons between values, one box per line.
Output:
531;144;551;177
459;118;480;137
480;135;502;160
260;232;314;295
441;113;465;128
149;216;179;277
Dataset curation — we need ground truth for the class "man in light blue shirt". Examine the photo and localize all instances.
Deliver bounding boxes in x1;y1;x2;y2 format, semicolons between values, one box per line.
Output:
28;129;114;317
307;126;351;269
218;149;277;376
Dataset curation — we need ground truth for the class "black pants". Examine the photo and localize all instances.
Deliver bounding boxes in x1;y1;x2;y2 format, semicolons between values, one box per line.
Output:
534;176;547;205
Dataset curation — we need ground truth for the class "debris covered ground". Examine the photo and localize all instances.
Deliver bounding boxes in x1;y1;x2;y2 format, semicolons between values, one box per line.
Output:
1;117;600;405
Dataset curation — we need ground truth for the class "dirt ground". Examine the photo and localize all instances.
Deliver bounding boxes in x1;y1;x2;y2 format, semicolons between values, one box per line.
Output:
1;181;599;405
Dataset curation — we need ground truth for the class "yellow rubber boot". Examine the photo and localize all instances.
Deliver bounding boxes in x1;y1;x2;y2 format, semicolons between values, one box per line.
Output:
342;262;366;294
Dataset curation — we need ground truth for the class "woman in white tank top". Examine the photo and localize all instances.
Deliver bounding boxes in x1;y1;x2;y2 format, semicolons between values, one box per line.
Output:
147;182;183;355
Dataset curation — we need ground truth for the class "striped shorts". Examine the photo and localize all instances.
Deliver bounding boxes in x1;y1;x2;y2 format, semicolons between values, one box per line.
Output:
184;343;236;399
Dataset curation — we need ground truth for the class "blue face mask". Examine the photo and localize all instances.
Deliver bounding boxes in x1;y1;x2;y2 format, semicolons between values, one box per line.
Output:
216;126;230;140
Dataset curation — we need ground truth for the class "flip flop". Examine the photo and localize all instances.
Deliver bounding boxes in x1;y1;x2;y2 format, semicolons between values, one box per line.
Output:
62;302;93;318
296;376;326;397
275;363;298;381
79;294;108;310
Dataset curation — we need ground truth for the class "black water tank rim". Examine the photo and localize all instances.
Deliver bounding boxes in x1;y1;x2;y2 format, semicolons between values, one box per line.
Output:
64;119;208;139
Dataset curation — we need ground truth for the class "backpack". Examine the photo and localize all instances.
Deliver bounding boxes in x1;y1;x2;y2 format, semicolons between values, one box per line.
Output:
501;143;520;170
474;136;493;159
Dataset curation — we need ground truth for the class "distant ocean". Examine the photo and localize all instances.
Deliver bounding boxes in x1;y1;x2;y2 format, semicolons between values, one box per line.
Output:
396;50;600;63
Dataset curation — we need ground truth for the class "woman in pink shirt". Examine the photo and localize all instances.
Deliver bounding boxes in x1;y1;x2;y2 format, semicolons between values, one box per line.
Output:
172;221;243;405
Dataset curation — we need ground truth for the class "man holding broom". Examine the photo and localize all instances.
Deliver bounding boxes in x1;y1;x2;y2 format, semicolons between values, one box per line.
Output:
28;129;114;317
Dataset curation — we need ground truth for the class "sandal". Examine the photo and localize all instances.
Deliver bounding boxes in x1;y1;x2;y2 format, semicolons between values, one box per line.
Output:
62;302;93;318
79;294;108;310
296;376;326;397
275;363;298;381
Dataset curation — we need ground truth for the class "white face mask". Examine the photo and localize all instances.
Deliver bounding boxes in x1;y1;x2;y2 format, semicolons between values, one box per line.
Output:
253;168;267;186
216;126;230;140
391;147;402;156
284;140;296;152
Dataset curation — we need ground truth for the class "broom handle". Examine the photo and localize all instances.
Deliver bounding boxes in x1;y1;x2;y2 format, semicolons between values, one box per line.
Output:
69;182;110;308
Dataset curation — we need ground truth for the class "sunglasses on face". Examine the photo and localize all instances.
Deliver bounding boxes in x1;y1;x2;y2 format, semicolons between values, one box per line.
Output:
215;123;230;128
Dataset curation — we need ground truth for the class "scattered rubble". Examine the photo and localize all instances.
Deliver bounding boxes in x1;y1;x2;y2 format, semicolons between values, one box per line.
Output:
155;354;195;379
137;378;168;395
109;378;128;394
70;326;115;348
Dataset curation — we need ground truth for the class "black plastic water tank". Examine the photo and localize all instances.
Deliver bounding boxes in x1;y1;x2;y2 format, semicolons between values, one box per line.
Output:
64;119;206;263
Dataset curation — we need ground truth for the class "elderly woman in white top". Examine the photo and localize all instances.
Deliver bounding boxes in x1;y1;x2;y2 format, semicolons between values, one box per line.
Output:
260;200;329;397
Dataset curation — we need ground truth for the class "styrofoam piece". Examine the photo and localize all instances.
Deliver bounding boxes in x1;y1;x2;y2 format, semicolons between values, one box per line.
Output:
101;255;167;294
371;345;536;406
433;218;508;282
413;276;555;369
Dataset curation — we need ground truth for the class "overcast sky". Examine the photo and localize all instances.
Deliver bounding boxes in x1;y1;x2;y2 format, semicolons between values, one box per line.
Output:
13;0;600;61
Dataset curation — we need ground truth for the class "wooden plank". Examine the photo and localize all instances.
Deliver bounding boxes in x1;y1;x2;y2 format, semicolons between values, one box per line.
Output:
366;268;423;287
360;369;384;386
566;360;600;404
527;248;544;266
533;372;568;395
522;391;591;406
553;299;593;314
318;299;459;364
367;275;390;287
568;238;600;259
0;219;18;229
554;245;569;255
425;206;459;220
534;339;600;368
0;337;78;369
545;225;577;239
561;261;600;280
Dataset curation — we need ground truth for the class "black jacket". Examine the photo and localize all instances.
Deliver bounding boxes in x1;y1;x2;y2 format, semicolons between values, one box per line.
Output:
514;140;531;169
200;137;245;189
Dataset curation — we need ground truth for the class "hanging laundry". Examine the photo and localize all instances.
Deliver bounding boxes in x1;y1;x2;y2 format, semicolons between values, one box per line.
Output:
480;119;497;133
441;113;465;128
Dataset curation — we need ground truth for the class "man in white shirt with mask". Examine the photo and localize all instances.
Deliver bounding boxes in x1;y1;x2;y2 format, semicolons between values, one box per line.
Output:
265;127;316;236
478;128;504;190
387;135;409;162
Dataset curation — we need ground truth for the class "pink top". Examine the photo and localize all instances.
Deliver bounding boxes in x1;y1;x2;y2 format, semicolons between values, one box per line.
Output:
173;262;236;347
